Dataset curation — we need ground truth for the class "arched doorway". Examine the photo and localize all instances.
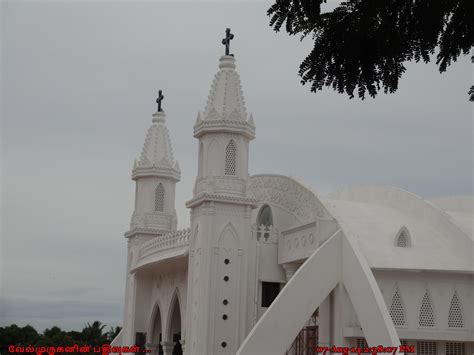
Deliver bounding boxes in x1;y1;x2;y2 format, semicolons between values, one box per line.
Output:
168;292;182;355
150;303;163;355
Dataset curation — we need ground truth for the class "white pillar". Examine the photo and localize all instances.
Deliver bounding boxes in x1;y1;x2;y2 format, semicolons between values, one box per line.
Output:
318;295;331;348
330;283;350;348
160;341;175;355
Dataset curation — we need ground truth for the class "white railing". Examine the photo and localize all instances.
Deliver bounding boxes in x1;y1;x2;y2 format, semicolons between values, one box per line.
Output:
138;228;191;260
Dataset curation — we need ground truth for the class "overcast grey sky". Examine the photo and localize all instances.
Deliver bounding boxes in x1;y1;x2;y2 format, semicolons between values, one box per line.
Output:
1;0;472;332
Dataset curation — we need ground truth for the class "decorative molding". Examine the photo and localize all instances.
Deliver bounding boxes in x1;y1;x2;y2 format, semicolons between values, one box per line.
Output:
186;193;258;209
194;119;255;140
248;175;329;222
128;212;176;234
194;176;247;196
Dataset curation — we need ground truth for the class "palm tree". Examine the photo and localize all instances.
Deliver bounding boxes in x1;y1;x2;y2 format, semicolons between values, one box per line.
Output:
81;321;108;346
107;326;122;343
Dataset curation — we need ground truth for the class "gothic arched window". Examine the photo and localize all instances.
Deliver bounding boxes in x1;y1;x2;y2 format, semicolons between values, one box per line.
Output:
448;291;464;328
225;140;237;176
257;205;273;241
155;183;165;212
258;205;273;227
395;226;411;247
389;287;406;327
418;290;435;327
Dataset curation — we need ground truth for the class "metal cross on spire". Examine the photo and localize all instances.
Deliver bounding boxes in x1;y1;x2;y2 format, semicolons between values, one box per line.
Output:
156;90;164;112
222;28;234;56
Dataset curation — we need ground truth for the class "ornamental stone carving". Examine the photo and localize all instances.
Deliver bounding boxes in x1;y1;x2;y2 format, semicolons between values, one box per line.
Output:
194;176;246;196
130;212;175;231
248;175;329;222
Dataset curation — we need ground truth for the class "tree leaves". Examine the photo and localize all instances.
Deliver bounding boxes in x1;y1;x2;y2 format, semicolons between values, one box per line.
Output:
268;0;473;99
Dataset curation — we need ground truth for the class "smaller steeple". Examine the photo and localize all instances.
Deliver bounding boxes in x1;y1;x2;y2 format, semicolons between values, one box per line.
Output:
132;101;180;181
127;95;181;236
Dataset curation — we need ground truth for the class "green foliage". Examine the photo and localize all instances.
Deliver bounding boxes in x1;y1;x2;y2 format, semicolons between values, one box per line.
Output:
35;326;78;348
0;324;40;353
0;322;120;355
81;321;108;347
267;0;473;99
106;327;122;343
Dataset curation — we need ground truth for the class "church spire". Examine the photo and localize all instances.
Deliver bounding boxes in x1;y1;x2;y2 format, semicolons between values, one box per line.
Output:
189;33;256;199
195;54;255;140
202;55;248;121
133;100;180;181
127;96;180;236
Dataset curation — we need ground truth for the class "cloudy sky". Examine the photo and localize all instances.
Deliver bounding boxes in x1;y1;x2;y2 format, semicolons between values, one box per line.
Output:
1;0;472;332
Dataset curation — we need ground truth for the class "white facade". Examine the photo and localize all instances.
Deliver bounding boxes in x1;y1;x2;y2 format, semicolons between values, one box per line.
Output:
112;52;474;355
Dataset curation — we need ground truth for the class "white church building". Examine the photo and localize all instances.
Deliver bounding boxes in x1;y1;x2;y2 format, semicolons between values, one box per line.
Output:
112;33;474;355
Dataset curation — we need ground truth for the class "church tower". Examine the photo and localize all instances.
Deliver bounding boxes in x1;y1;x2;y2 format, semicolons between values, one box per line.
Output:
129;95;180;235
185;30;257;355
121;94;181;345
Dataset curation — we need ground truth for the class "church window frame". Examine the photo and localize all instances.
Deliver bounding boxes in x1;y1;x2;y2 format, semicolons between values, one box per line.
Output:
225;139;237;176
155;183;165;212
416;341;436;355
448;291;464;328
256;204;273;241
446;342;465;355
418;289;436;328
389;286;406;327
394;226;411;247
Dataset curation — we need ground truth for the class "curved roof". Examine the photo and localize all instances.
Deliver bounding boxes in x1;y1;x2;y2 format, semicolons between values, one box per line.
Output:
429;196;474;238
323;185;473;272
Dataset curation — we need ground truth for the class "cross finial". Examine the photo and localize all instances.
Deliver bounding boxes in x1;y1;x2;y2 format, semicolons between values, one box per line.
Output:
156;90;164;112
221;28;234;56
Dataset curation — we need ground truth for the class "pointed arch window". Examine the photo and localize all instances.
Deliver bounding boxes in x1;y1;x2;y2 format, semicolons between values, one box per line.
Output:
225;140;237;176
448;291;464;328
389;287;406;327
155;183;165;212
258;205;273;227
418;290;435;327
257;205;273;241
395;226;411;247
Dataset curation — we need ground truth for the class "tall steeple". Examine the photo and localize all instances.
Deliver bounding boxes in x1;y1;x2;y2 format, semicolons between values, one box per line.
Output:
121;94;181;347
185;32;257;355
191;54;255;199
128;96;181;237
